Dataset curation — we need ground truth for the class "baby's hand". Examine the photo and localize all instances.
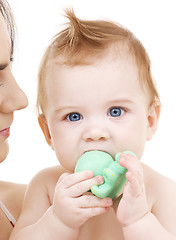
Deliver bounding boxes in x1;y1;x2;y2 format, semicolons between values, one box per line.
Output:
52;171;112;229
116;153;149;226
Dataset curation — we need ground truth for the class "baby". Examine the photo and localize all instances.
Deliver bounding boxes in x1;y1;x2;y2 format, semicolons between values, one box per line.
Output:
10;9;176;240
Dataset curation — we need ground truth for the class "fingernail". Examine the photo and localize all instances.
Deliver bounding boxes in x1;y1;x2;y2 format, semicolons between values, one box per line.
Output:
120;153;127;161
96;175;104;184
87;170;94;178
120;153;126;157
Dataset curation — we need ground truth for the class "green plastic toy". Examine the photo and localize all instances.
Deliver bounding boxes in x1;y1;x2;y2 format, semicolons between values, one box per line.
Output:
75;150;135;199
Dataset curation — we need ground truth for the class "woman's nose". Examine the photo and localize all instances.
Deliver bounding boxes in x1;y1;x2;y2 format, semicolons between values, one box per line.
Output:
82;125;110;142
0;77;28;113
11;82;28;111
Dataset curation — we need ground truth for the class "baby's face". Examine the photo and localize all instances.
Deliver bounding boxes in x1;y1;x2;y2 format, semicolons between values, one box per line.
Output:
44;54;154;172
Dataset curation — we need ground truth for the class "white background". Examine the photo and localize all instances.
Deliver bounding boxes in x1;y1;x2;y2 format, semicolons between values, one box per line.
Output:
1;0;176;183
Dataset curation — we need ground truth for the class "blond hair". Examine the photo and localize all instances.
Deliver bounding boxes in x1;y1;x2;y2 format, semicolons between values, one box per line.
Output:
37;8;160;115
0;0;15;58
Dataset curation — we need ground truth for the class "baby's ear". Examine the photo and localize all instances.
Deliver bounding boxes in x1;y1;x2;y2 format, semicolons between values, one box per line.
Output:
38;114;54;150
147;102;161;141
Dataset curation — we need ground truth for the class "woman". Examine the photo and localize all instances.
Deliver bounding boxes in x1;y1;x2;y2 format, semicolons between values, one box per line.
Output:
0;0;28;239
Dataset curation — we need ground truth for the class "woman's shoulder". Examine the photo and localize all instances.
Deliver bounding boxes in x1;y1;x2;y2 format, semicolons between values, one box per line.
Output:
0;181;26;219
0;180;25;190
0;181;26;200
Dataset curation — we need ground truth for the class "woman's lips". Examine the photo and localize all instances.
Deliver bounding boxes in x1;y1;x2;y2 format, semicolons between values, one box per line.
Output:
0;127;10;138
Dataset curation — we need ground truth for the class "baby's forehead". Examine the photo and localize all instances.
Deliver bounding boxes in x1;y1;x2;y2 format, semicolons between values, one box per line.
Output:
45;51;152;104
47;44;136;74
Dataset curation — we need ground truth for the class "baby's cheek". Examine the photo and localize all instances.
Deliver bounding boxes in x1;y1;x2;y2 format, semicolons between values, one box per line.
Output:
54;149;74;172
121;134;145;160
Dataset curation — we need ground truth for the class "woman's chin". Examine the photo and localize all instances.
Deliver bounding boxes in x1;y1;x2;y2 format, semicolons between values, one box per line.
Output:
0;141;9;163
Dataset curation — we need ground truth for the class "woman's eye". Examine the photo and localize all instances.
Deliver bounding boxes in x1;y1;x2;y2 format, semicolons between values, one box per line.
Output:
109;107;124;117
66;112;82;121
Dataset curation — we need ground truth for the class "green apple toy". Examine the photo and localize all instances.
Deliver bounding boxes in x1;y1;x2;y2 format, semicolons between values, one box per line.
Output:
75;150;135;199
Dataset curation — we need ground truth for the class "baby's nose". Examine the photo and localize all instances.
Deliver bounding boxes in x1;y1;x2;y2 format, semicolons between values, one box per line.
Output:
83;126;110;142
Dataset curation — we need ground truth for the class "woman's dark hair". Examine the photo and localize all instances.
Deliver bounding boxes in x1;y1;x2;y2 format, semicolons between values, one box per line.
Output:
0;0;15;57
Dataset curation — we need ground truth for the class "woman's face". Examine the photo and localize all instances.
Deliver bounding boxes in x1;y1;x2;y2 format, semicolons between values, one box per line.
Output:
0;13;28;163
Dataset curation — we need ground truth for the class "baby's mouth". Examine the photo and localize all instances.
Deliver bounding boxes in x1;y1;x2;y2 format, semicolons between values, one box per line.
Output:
83;150;115;159
84;149;107;154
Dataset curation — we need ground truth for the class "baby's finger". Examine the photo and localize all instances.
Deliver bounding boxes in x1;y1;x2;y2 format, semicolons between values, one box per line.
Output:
82;206;110;219
69;175;104;197
57;170;94;189
57;173;70;184
119;153;143;184
77;195;112;208
125;172;143;197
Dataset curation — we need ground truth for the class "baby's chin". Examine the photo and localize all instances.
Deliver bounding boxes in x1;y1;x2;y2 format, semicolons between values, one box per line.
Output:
0;140;9;163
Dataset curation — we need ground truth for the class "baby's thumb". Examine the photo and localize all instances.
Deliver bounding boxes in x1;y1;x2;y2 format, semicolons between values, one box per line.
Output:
56;172;70;185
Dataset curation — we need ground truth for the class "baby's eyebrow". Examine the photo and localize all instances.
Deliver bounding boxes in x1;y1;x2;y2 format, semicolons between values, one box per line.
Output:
54;105;79;113
108;99;134;105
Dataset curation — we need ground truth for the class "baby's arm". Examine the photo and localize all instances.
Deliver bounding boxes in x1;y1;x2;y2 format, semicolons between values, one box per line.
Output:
123;212;176;240
117;153;176;240
10;167;112;240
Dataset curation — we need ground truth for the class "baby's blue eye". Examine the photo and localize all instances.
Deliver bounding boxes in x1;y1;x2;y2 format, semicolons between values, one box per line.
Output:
67;112;81;121
109;107;124;117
